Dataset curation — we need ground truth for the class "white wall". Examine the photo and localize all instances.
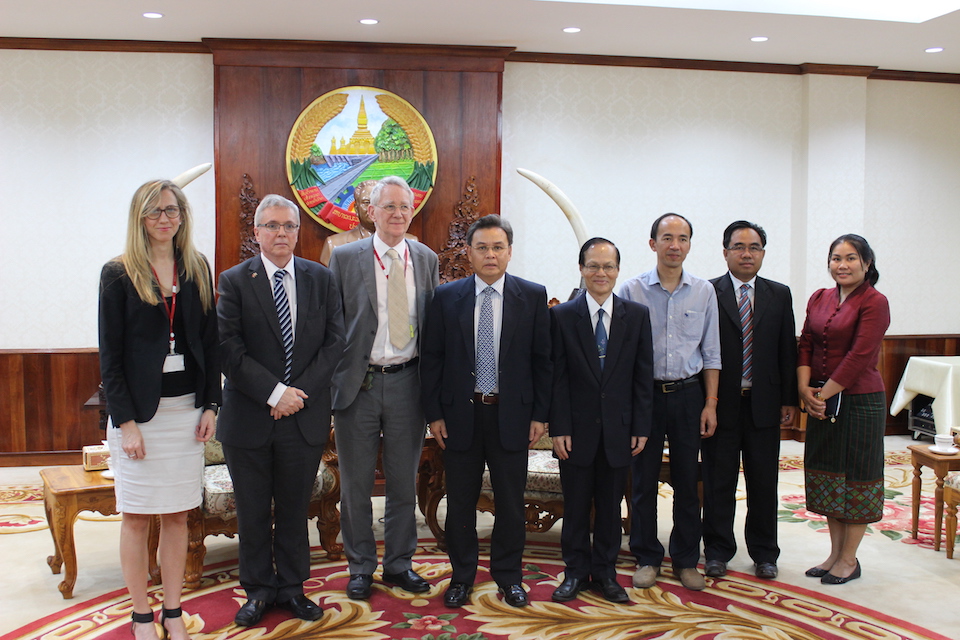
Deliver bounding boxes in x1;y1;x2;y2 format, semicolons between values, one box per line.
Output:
501;62;960;335
1;52;957;347
0;50;214;349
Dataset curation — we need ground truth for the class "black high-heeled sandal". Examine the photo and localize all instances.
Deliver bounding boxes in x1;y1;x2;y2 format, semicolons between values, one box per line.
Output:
130;611;154;636
159;607;182;640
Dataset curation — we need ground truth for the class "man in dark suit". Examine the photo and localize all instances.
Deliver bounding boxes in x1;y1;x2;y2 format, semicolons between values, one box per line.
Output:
329;176;439;601
217;194;345;626
549;238;654;604
703;220;797;580
421;214;552;609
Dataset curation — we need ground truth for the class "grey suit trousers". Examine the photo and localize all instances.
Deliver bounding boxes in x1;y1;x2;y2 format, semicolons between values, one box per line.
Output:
334;364;425;575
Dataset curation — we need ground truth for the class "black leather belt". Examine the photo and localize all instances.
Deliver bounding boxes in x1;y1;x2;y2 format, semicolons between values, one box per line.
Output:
654;376;700;394
741;387;752;397
367;357;419;374
473;392;499;405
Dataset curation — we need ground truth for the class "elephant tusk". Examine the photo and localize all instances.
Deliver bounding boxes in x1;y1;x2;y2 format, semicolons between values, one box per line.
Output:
516;168;588;247
172;163;212;188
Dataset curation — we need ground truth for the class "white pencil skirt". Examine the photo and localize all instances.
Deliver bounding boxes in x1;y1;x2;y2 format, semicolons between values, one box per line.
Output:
107;393;205;514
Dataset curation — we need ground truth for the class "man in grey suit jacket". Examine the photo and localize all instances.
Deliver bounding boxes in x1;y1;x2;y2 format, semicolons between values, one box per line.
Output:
218;194;345;626
329;176;439;600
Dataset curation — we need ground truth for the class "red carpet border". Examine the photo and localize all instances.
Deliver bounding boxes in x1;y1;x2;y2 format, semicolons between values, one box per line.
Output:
1;541;950;640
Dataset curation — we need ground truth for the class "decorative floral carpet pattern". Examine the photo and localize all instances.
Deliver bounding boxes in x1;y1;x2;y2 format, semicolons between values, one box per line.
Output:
0;540;951;640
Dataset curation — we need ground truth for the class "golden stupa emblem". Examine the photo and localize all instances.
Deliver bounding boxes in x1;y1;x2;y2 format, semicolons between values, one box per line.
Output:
286;86;438;232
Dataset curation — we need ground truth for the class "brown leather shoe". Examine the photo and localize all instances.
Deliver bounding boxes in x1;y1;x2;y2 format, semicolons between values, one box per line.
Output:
678;568;706;591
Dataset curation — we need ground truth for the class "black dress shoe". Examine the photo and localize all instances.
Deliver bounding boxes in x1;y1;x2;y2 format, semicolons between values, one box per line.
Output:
755;562;778;580
590;578;629;603
444;582;473;608
704;560;727;578
277;594;323;621
805;566;829;578
821;560;861;585
346;574;373;600
382;569;431;593
552;575;588;602
498;584;529;607
234;599;269;627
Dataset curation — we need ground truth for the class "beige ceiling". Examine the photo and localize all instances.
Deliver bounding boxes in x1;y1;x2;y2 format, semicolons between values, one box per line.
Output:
2;0;958;74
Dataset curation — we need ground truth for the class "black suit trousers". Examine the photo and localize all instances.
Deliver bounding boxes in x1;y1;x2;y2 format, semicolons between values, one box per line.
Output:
443;403;527;588
559;442;628;581
222;418;323;603
629;384;703;569
701;396;780;564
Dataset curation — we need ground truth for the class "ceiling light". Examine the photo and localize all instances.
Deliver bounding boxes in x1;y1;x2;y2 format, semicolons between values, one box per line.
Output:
925;46;945;53
751;36;769;42
563;27;581;33
359;18;379;25
142;12;163;19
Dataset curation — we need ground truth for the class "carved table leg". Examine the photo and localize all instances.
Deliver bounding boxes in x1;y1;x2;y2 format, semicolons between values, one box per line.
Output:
43;483;64;575
52;495;80;599
912;459;922;539
935;470;946;551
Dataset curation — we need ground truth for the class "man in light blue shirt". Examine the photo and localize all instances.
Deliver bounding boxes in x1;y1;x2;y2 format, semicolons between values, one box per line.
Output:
618;213;721;592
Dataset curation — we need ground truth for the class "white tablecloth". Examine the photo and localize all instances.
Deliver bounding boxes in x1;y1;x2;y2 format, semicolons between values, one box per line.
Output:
889;356;960;435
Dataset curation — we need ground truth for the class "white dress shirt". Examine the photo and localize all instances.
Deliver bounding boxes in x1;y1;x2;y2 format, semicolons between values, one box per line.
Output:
370;234;418;366
585;293;613;339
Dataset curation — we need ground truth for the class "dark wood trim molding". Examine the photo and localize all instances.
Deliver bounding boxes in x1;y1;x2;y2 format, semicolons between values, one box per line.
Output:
203;39;514;72
868;69;960;84
0;37;208;54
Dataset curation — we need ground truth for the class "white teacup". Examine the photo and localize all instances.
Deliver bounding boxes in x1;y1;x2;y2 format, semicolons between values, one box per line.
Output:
934;434;955;451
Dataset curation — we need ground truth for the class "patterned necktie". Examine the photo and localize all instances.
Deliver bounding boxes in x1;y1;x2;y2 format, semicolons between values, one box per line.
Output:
386;248;411;350
738;283;753;382
273;269;293;384
596;308;608;371
476;286;496;394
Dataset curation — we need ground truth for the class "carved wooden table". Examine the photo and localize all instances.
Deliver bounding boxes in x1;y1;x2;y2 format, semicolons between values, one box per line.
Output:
40;465;119;599
908;444;960;551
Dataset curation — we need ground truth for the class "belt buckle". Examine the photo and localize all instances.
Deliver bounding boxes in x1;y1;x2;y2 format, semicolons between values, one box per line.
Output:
479;393;496;405
661;382;675;393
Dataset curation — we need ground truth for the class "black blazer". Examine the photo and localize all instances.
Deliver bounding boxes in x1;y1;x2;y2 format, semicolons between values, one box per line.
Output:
216;255;345;449
421;273;552;452
549;293;654;468
711;274;798;428
98;258;221;426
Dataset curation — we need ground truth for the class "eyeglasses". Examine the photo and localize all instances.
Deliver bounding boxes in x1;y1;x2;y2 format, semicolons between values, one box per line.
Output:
727;243;764;254
470;244;508;255
377;204;413;214
144;205;181;220
582;264;620;274
257;222;300;233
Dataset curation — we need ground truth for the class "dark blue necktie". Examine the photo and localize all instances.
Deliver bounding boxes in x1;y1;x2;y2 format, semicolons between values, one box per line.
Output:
596;308;608;370
273;270;293;384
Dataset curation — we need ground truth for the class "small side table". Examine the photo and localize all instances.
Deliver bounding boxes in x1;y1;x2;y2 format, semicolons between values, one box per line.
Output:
908;444;960;551
40;466;119;599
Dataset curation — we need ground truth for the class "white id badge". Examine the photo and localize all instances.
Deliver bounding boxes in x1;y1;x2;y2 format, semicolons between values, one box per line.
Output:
163;354;186;373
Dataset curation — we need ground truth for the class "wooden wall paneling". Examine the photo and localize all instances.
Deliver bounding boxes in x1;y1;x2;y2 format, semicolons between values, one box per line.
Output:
420;71;465;249
461;71;503;218
0;354;27;453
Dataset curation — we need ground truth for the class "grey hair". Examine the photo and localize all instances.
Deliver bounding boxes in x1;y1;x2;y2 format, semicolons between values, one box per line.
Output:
254;194;300;225
370;176;414;207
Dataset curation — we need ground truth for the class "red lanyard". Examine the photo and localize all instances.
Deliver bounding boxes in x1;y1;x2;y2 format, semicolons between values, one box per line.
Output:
373;244;409;278
151;260;179;354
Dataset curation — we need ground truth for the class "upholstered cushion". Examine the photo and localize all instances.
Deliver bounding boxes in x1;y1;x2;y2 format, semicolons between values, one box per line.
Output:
947;472;960;491
480;449;561;496
203;437;225;466
202;460;330;521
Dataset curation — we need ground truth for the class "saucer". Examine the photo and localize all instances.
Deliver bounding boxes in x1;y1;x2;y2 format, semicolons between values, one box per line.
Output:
101;469;115;479
929;445;959;455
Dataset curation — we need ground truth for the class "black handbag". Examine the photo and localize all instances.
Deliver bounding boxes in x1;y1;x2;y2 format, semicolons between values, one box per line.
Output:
813;380;842;423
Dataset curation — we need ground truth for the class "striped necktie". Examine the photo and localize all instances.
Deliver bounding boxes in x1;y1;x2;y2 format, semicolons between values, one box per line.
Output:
273;269;293;384
738;283;753;382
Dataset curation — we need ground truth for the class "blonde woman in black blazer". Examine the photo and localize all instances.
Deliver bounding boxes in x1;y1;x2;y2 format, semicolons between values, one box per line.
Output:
99;179;220;640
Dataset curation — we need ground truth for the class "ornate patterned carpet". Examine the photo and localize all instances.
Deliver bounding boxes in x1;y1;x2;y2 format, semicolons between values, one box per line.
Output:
1;449;954;640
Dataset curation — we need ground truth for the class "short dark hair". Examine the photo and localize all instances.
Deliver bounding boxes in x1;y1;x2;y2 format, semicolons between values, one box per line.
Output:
578;237;620;267
467;214;514;246
829;233;880;286
650;213;693;240
722;220;767;248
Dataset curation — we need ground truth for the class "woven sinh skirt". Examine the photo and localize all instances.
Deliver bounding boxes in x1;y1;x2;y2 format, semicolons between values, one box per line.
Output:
107;393;204;514
804;391;886;524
